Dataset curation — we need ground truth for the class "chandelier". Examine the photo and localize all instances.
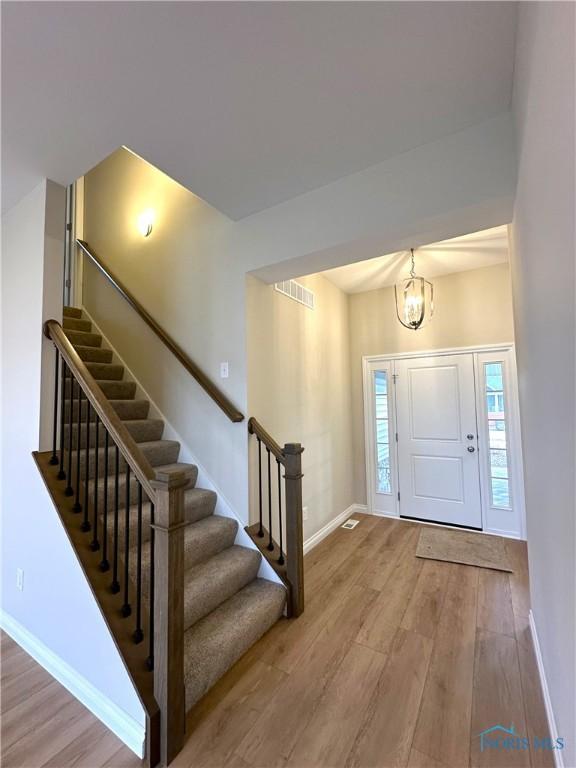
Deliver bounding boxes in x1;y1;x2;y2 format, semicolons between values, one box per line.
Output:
394;248;434;330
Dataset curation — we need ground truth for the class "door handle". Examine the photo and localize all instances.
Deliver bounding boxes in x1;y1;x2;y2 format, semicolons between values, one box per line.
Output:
467;446;476;453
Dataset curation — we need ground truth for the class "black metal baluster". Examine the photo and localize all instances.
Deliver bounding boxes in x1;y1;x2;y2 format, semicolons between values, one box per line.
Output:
64;378;75;495
80;400;91;532
277;459;285;565
57;361;66;479
111;444;120;593
267;448;273;551
121;465;131;617
133;483;144;643
89;417;100;551
257;437;264;537
99;430;110;571
73;386;82;512
146;502;155;671
49;350;60;465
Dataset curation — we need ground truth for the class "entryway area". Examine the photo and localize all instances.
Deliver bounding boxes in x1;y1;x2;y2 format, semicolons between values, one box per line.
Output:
364;345;525;538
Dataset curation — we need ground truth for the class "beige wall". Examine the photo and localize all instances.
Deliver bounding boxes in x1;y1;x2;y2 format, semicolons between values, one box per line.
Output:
349;263;514;503
247;274;355;541
510;4;575;761
82;148;250;518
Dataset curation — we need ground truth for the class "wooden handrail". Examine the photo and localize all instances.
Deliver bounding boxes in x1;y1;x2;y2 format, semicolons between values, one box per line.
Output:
248;417;284;462
76;239;244;424
44;319;156;499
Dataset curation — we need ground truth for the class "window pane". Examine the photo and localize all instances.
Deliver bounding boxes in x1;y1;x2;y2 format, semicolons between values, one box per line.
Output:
374;371;391;494
375;394;388;419
374;371;387;395
490;448;509;478
488;421;507;448
376;419;389;444
491;477;510;508
377;442;391;493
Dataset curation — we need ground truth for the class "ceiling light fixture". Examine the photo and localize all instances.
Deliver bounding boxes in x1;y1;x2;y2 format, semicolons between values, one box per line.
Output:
394;248;434;330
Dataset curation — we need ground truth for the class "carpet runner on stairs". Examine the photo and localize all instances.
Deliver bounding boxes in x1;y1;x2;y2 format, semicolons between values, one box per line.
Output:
62;306;286;709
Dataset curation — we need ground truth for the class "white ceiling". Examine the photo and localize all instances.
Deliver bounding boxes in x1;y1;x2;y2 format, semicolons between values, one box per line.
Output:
321;225;509;293
2;2;517;218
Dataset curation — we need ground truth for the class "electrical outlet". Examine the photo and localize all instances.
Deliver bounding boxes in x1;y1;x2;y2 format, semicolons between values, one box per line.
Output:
16;568;24;591
220;362;229;379
303;506;308;521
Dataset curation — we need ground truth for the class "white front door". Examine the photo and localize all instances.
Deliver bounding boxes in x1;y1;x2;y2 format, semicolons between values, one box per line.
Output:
395;354;482;528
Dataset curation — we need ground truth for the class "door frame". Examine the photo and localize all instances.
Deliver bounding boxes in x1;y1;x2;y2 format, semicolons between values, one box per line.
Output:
362;343;526;539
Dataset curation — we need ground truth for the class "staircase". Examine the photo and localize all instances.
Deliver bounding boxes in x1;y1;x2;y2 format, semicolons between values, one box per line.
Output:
45;306;287;760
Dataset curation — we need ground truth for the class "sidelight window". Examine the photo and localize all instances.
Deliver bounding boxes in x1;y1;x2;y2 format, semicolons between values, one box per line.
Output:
484;363;510;508
374;371;391;493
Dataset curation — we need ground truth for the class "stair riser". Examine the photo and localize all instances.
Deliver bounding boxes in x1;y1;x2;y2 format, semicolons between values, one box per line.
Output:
64;379;136;400
64;419;164;448
63;306;82;319
63;318;92;332
85;363;124;381
74;346;113;364
67;442;180;480
65;329;102;348
184;520;238;570
64;398;150;421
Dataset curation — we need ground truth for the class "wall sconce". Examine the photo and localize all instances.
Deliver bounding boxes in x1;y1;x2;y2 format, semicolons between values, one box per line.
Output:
137;209;155;237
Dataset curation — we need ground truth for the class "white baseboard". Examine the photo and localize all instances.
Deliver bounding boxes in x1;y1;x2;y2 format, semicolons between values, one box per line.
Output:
0;611;145;758
528;610;565;768
303;504;360;554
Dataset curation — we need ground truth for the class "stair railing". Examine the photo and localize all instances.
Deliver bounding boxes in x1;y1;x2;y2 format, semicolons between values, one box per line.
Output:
75;239;244;423
44;319;186;766
247;417;304;617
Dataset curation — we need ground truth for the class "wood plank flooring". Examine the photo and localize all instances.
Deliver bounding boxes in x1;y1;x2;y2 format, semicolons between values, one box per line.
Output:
1;514;553;768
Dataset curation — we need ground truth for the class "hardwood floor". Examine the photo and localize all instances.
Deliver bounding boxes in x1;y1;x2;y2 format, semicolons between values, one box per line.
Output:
1;515;553;768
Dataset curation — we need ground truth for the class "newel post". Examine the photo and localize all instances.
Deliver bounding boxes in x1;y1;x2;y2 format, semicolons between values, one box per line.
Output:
283;443;304;618
150;469;188;765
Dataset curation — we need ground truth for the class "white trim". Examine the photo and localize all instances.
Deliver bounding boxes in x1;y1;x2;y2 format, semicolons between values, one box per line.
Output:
81;308;282;588
363;342;515;363
0;611;145;758
362;506;522;539
303;504;358;554
362;343;526;540
529;610;565;768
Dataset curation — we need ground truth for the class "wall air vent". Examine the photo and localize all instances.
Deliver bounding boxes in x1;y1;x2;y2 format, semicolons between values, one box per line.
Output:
274;279;315;310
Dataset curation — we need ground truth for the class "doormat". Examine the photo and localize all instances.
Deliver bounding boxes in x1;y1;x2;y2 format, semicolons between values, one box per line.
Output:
416;527;513;572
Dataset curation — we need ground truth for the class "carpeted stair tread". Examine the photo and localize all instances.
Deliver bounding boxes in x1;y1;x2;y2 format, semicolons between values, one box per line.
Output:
182;546;261;631
85;362;124;381
64;398;150;421
71;440;181;478
183;515;238;570
90;461;198;510
66;418;164;447
183;579;286;709
63;306;82;319
73;345;113;364
63;317;92;332
65;378;136;400
64;329;102;347
183;487;217;523
114;486;218;549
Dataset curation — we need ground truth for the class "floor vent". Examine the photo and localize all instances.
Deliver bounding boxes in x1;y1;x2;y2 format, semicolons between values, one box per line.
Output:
275;279;315;310
341;519;360;530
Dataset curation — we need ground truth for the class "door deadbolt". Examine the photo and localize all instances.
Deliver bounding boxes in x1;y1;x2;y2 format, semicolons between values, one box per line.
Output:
466;434;475;440
467;446;475;453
